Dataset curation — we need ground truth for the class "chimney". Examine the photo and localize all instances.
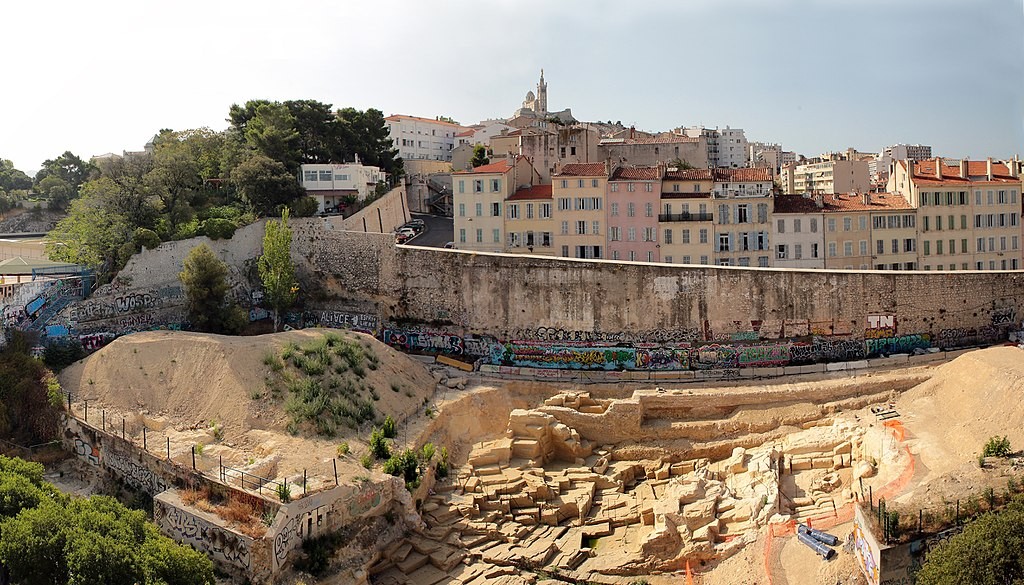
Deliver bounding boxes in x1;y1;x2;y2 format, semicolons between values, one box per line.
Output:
814;194;824;208
1011;155;1020;179
960;159;968;179
862;192;870;206
934;157;942;179
907;159;914;179
987;157;993;181
629;126;635;140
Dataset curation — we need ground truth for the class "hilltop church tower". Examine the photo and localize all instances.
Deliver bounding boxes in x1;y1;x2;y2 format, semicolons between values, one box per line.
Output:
535;69;547;117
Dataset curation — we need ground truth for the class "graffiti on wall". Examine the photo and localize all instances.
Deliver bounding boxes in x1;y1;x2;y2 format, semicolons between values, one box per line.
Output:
306;310;379;333
509;326;701;344
348;483;383;517
382;328;464;355
105;451;168;495
736;344;791;367
157;501;251;570
72;437;100;466
865;315;897;340
991;306;1016;326
273;515;299;568
865;334;931;357
635;347;690;370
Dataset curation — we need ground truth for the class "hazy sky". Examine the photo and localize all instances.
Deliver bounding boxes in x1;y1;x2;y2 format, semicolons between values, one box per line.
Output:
2;0;1021;173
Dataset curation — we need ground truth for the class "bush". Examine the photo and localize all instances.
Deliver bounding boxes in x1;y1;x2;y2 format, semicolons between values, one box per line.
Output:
983;436;1012;458
369;427;390;460
200;217;237;240
276;482;291;503
381;415;397;439
383;449;420;484
336;442;350;457
133;227;161;251
289;196;320;218
43;339;86;371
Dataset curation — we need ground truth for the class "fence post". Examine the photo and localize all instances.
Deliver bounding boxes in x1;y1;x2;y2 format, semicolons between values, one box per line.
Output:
166;436;170;459
219;455;223;482
121;418;125;440
191;446;196;470
919;509;923;533
67;392;72;412
333;459;338;485
102;409;105;431
143;427;147;451
956;500;960;524
84;400;88;422
303;469;307;496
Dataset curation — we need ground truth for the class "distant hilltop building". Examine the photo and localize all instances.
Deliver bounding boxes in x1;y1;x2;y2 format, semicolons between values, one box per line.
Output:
510;70;576;127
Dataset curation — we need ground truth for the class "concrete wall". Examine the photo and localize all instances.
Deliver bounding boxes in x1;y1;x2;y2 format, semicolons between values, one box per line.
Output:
322;185;410;234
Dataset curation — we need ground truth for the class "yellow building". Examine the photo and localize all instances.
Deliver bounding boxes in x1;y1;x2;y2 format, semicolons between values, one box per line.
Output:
453;156;539;253
503;185;555;255
889;158;1023;270
821;194;874;270
660;169;715;264
552;163;608;259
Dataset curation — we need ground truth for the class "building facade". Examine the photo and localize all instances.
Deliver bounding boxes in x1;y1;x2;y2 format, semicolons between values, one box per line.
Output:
385;115;465;162
503;185;555;255
711;168;774;266
772;195;826;269
551;163;608;259
660;169;715;265
780;160;870;195
607;166;662;262
453;157;539;253
299;163;385;213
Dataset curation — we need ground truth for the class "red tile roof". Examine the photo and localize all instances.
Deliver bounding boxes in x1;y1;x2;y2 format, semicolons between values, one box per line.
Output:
665;169;714;181
453;160;513;175
556;163;606;177
507;184;552;201
454;129;475;137
611;166;661;181
902;160;1020;185
775;193;913;213
714;168;773;182
773;194;824;214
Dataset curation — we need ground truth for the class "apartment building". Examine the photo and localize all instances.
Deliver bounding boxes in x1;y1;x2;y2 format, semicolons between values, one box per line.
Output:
711;168;774;266
552;163;608;259
889;158;1023;270
453;156;539;253
779;160;870;195
598;132;708;169
491;127;558;181
503;185;555;255
607;166;662;262
298;162;385;213
385;115;465;162
660;169;715;265
772;195;825;269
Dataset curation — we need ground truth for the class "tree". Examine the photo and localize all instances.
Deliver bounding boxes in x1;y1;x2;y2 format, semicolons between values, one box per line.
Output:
36;175;75;211
231;154;304;216
470;145;490;168
0;333;64;443
179;244;245;334
258;209;297;332
915;496;1024;585
0;159;32;192
336;107;403;178
245;103;301;172
46;179;137;275
34;151;94;192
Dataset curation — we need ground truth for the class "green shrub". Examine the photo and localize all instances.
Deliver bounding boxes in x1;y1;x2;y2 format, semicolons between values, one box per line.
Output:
336;442;350;457
381;415;397;439
289;196;319;218
383;449;420;485
276;482;291;503
200;217;237;240
369;427;390;460
360;454;373;469
983;436;1012;458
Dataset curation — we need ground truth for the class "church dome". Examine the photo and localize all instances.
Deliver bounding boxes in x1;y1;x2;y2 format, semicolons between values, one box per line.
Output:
524;90;535;101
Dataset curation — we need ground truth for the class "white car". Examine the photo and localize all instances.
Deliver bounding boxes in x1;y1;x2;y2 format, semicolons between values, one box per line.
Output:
397;227;416;238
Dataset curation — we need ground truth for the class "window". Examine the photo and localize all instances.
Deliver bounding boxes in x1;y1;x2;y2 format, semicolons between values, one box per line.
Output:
924;216;930;231
561;221;569;235
627;202;635;217
777;219;785;233
645;183;653;193
664;229;673;244
629;251;636;261
578;179;584;188
961;215;967;230
627;183;635;192
609;226;620;241
459;203;466;217
507;205;519;220
592;221;600;235
891;239;899;254
757;203;768;223
905;239;916;253
592;179;599;188
812;243;819;258
627;227;636;241
612;251;620;260
318;170;332;181
643;227;655;242
303;170;317;182
810;218;818;233
844;241;853;256
843;217;852;231
936;240;944;255
876;240;885;255
719;204;730;224
610;202;619;216
577;221;587;235
645;202;653;217
737;204;749;223
700;255;709;265
977;237;985;252
474;180;483;193
860;240;868;255
459;228;466;243
491;179;501;192
558;198;571;211
718;233;730;252
1001;236;1008;251
560;179;568;189
758;256;769;267
794;219;802;233
923;241;930;256
561;245;569;257
828;218;836;232
475;228;483;243
1014;236;1020;250
859;216;867;230
475;202;482;216
647;251;654;262
795;244;803;259
699;229;708;244
682;229;690;244
492;229;500;243
492;202;500;217
757;232;768;250
828;242;837;257
961;238;968;254
936;216;943;231
540;203;552;219
776;244;787;259
610;183;618;192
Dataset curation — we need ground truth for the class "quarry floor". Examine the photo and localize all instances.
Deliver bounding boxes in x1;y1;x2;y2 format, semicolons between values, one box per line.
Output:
55;332;1024;585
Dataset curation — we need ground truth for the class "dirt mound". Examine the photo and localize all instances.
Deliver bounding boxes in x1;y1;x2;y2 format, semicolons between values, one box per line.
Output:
898;346;1024;472
62;329;436;440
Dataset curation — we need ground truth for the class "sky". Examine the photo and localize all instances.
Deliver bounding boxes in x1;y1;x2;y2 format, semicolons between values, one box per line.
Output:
2;0;1022;174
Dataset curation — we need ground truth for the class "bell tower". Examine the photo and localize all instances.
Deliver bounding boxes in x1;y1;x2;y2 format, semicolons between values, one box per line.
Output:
536;69;548;117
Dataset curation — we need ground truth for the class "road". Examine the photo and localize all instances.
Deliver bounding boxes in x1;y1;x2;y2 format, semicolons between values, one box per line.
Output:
405;213;453;248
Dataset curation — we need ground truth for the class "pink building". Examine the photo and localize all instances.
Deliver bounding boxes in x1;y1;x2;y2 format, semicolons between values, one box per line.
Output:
607;165;663;262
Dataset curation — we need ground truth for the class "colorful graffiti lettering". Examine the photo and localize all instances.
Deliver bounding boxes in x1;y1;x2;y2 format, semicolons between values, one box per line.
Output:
736;344;791;367
865;334;931;357
105;451;168;495
865;314;897;340
635;347;690;370
348;484;383;516
310;310;378;333
692;344;739;370
382;329;464;355
114;293;157;313
72;437;100;466
496;344;636;370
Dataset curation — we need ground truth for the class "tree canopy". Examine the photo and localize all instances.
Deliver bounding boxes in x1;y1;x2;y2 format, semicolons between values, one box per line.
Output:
258;208;297;332
0;456;214;585
179;244;246;334
0;332;63;444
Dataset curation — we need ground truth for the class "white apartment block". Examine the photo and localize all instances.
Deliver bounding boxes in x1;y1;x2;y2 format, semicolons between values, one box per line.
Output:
876;144;933;182
385;115;465;162
682;126;749;168
299;163;385;212
780;160;870;195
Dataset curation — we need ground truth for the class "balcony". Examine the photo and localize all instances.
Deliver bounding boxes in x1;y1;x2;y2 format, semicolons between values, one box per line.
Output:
659;212;713;222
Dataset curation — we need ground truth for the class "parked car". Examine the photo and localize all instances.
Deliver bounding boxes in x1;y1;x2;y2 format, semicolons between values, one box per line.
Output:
408;218;425;229
443;242;455;249
397;227;416;240
395;233;411;244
